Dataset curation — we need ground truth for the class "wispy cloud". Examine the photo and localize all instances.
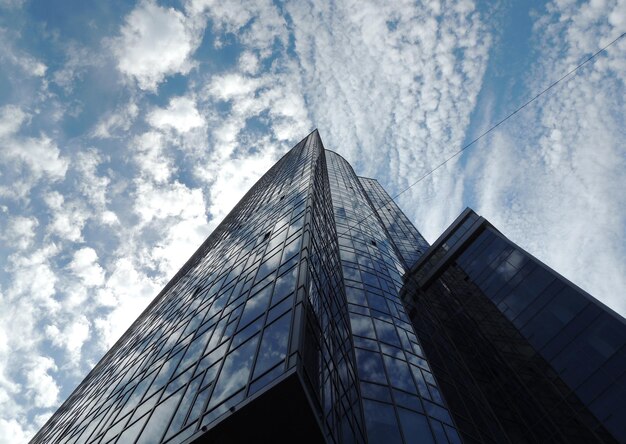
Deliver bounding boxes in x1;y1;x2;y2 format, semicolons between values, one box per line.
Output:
465;0;626;313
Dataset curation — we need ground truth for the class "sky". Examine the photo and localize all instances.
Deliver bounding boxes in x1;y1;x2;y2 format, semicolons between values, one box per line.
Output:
0;0;624;441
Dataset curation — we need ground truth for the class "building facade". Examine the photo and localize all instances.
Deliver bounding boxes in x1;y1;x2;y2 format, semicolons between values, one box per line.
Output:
402;209;625;443
32;132;624;444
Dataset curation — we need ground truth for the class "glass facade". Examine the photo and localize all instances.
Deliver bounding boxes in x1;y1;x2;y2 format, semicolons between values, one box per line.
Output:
358;177;429;269
326;152;459;444
32;131;367;444
403;209;625;444
33;133;624;444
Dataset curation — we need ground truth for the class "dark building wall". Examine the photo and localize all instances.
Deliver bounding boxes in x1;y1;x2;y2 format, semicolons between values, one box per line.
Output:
403;208;625;443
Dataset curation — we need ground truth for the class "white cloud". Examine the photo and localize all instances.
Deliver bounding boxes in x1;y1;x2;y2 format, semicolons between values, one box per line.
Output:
0;106;68;183
68;247;105;287
147;96;205;133
52;42;104;94
25;357;59;408
43;192;89;242
206;73;265;101
112;0;201;91
45;316;91;361
284;0;491;235
0;29;46;77
0;418;33;444
5;244;60;313
238;51;260;74
95;258;162;348
465;0;626;314
134;180;206;224
131;131;173;183
0;105;28;138
202;144;278;225
3;136;69;181
150;212;211;276
74;149;111;210
186;0;288;57
92;100;139;139
3;216;38;251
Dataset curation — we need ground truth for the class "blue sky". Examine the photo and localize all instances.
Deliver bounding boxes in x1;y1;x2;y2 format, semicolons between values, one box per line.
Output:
0;0;624;441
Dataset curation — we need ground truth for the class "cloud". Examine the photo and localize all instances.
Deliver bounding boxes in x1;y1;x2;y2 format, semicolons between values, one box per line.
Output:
3;136;68;182
238;51;260;74
0;29;46;77
202;143;279;225
92;100;139;139
0;105;28;138
131;131;174;183
24;357;59;408
466;0;626;313
133;180;205;224
2;216;38;251
0;106;68;184
43;192;89;242
147;96;205;133
186;0;288;57
283;0;491;240
112;0;201;91
72;148;121;229
45;316;91;362
0;418;33;444
68;247;105;287
5;244;60;313
94;258;162;348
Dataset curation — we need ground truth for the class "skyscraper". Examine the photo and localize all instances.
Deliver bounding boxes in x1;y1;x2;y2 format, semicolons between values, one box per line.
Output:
32;131;624;444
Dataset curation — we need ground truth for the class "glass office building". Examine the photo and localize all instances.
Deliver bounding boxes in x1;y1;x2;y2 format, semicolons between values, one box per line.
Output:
403;209;625;443
32;132;624;444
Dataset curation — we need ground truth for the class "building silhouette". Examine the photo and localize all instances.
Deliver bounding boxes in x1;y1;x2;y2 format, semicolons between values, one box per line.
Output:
32;131;625;443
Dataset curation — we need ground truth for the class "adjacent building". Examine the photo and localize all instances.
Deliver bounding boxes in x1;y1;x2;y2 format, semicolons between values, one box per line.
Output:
402;209;625;443
32;131;625;444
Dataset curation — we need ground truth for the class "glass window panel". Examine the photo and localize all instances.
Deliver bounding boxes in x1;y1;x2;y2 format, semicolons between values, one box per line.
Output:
360;381;391;402
398;408;434;444
178;330;210;373
267;294;293;323
165;366;193;398
147;351;183;397
208;335;260;409
362;399;402;444
239;284;272;327
273;266;297;302
393;389;423;413
164;376;202;440
373;319;401;347
424;400;453;425
253;312;291;378
257;251;281;280
383;355;416;393
116;414;148;444
135;390;183;444
367;293;390;314
186;387;210;425
355;349;387;384
350;313;375;338
231;317;263;349
346;287;367;305
118;371;156;419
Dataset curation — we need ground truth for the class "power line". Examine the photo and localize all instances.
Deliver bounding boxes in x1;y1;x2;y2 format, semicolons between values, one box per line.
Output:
337;31;625;238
